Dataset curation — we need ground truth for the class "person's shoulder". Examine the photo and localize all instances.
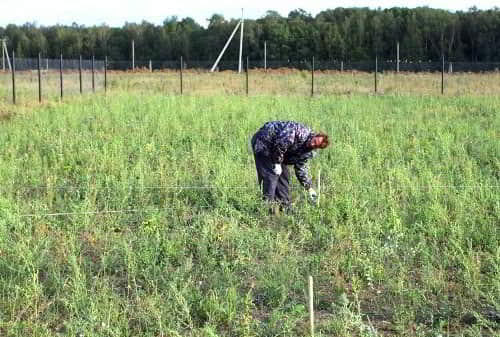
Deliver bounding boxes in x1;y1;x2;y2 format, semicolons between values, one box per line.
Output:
264;120;311;133
292;122;313;135
286;120;311;129
279;120;303;129
263;120;284;127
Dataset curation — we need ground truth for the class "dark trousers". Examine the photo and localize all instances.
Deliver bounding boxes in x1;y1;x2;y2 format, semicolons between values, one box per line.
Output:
253;153;290;206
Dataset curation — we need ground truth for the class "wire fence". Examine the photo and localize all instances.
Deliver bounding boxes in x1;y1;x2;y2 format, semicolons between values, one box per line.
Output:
6;57;500;72
2;56;500;104
7;57;105;71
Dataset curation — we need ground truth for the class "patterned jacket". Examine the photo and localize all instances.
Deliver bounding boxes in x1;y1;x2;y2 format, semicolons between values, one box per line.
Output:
252;121;316;189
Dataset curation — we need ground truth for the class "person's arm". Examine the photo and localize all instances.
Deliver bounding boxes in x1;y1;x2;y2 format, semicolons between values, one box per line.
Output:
294;160;312;189
295;160;318;203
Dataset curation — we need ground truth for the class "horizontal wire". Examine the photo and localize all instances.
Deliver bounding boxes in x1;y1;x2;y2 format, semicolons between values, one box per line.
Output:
5;185;255;191
368;185;500;189
14;183;498;218
8;181;498;218
17;206;211;218
2;184;498;191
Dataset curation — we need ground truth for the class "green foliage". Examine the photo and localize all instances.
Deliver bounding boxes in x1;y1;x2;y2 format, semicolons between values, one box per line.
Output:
1;7;500;62
0;88;498;336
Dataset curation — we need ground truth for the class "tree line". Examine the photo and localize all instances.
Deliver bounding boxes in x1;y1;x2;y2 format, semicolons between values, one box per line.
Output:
1;7;499;63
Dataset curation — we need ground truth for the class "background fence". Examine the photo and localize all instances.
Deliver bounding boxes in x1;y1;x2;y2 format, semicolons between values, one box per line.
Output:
2;56;500;105
6;57;106;71
5;57;500;72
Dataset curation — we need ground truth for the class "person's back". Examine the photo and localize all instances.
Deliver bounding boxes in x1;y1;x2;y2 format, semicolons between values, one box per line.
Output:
252;121;314;163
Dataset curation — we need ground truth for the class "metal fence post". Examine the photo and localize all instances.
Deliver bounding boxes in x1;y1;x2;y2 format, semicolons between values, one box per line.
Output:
375;55;378;93
246;56;249;96
79;55;82;94
59;53;63;100
11;50;15;104
132;39;135;71
264;40;267;72
396;42;400;73
180;56;183;95
441;55;445;95
38;52;41;103
92;55;95;93
105;56;108;93
311;56;314;97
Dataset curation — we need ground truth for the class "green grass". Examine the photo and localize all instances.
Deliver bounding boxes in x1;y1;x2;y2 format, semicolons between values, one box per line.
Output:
0;83;499;336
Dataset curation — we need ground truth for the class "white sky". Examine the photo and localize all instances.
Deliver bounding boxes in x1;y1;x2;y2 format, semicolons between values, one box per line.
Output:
2;0;498;28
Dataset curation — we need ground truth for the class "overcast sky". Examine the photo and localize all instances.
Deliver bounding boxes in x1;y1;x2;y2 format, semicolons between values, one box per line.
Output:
2;0;498;28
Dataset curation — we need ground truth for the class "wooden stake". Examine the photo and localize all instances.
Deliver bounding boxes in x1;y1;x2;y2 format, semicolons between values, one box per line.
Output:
308;276;314;337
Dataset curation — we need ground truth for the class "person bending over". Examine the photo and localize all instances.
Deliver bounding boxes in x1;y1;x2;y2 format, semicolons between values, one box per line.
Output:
251;120;329;210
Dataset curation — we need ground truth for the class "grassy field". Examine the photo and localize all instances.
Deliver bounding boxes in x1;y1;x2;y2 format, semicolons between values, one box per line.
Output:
0;72;499;336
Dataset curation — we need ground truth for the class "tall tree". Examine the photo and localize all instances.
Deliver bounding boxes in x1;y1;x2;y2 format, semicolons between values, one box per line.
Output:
1;7;499;63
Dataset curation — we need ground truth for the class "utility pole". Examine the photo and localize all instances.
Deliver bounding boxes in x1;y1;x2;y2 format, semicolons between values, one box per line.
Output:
264;40;267;72
238;8;244;73
2;38;12;72
210;20;241;72
396;41;400;73
132;39;135;71
210;9;245;73
1;38;4;72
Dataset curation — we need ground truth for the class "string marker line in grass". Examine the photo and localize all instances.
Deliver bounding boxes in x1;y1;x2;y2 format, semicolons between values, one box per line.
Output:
17;206;210;218
8;185;255;190
3;184;499;191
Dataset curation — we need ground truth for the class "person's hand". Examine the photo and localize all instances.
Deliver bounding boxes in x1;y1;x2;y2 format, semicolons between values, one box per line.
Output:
272;164;282;175
308;188;318;203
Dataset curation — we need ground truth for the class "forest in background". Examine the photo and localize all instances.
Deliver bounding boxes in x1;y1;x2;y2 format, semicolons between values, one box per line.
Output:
1;7;500;62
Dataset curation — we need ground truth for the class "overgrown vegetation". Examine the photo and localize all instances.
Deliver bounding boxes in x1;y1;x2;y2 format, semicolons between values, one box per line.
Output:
0;75;498;336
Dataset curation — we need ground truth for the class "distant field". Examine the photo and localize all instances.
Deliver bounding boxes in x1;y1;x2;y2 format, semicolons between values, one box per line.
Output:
0;74;498;336
2;69;500;105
